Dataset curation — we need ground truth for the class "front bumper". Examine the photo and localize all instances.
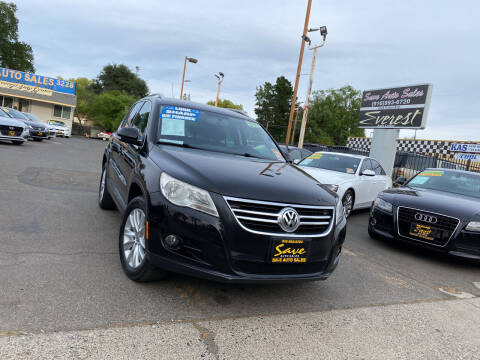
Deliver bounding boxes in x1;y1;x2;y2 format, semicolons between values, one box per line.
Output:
0;134;28;142
29;130;49;139
369;206;480;260
145;192;346;283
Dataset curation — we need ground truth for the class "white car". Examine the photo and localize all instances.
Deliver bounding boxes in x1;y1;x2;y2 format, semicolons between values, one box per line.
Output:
299;152;392;217
0;111;29;145
48;120;71;137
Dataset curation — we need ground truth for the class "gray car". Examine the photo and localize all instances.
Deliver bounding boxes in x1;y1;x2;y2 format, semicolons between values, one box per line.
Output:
0;111;29;145
23;112;57;139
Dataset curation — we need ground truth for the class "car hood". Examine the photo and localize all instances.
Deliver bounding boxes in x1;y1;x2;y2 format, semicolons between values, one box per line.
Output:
150;145;336;206
300;166;356;185
50;124;67;130
0;116;26;128
20;119;48;129
381;187;480;220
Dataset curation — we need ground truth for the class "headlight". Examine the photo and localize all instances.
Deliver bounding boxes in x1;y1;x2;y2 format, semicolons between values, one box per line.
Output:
336;199;345;225
374;197;393;213
466;221;480;232
160;172;218;217
325;184;339;192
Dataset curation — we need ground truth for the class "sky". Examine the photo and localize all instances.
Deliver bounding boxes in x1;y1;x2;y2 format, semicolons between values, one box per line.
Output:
14;0;480;141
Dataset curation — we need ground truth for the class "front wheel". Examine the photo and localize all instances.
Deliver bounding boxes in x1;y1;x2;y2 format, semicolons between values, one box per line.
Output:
119;196;167;282
342;190;354;218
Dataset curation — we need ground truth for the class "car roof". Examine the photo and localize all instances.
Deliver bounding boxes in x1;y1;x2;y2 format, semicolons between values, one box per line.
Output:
145;95;254;122
311;151;367;160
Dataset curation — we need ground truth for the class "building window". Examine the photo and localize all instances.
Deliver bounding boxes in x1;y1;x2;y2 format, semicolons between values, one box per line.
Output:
19;99;30;112
0;96;14;108
53;105;71;119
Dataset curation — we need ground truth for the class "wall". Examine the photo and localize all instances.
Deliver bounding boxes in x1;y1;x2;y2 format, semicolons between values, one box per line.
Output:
29;100;73;130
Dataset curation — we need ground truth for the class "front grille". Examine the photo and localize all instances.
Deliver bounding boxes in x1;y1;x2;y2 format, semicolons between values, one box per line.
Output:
224;196;334;237
0;125;23;136
397;206;459;246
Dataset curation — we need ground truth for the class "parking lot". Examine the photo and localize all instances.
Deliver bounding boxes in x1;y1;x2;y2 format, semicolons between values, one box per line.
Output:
1;137;480;358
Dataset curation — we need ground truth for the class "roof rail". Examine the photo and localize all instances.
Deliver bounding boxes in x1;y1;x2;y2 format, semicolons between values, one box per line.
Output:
228;108;248;117
147;93;163;98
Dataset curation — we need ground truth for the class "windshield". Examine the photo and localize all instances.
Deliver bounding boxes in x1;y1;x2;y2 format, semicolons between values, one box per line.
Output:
0;108;12;118
1;107;28;120
299;153;361;174
156;106;284;161
23;113;42;123
49;120;66;127
407;170;480;198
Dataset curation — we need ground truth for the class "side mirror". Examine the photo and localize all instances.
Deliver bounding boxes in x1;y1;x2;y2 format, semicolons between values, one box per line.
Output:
117;127;141;145
361;169;375;176
394;176;407;186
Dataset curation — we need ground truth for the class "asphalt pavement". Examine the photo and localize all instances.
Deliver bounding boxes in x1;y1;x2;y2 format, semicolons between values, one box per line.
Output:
0;136;479;359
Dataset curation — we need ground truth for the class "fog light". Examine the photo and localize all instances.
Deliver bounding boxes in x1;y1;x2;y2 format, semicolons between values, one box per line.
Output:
163;234;182;250
370;218;377;226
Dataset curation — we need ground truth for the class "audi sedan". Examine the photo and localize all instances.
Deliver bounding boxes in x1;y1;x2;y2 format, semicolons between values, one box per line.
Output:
98;95;346;283
369;168;480;260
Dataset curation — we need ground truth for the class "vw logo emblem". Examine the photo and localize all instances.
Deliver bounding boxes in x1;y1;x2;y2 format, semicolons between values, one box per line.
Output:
414;213;438;224
278;207;300;233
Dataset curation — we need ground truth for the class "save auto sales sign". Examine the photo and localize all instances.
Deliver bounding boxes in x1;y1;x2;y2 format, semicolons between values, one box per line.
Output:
358;84;433;129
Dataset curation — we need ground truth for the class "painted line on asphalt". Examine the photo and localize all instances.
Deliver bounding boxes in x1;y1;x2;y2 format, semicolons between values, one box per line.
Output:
438;287;476;299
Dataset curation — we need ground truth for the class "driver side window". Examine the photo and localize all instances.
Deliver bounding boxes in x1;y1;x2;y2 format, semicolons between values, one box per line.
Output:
360;159;373;173
119;102;143;130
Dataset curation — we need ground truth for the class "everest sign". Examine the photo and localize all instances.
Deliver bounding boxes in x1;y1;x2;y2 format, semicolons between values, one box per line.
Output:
358;84;433;129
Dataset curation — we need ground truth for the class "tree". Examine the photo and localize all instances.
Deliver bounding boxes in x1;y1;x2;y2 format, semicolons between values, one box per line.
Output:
86;90;136;131
206;99;244;110
305;86;365;145
90;64;148;99
69;77;95;126
0;2;35;72
254;76;294;142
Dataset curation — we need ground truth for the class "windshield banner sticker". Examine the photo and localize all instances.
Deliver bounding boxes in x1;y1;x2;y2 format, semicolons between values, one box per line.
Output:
418;170;444;177
308;153;323;159
161;106;200;122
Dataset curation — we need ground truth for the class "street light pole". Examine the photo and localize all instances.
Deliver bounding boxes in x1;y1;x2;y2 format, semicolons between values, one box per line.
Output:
285;0;313;148
297;27;327;149
180;56;198;100
214;72;224;107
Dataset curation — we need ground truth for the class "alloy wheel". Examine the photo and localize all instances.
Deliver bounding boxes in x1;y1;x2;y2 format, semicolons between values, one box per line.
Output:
122;208;146;269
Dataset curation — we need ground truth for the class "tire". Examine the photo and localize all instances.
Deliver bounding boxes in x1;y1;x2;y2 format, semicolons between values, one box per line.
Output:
342;190;354;218
98;166;116;210
33;138;43;142
11;140;24;145
119;196;167;282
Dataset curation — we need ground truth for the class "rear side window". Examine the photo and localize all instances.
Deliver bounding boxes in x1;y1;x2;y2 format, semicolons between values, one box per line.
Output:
370;159;386;175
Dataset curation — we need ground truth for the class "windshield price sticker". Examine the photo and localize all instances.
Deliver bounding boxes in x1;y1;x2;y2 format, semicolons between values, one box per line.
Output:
418;170;444;177
308;153;323;159
161;106;200;122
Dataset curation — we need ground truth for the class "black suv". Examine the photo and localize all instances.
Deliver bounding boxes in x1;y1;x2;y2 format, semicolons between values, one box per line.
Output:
99;96;346;282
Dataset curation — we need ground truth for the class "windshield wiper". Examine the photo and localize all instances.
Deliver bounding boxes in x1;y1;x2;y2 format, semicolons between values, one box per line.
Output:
157;141;200;149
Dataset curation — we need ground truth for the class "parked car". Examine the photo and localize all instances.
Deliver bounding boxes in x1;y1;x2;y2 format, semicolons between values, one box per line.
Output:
48;120;71;137
98;96;346;283
0;107;49;141
22;112;57;139
299;152;392;217
96;131;112;141
0;110;29;145
278;144;312;162
369;169;480;260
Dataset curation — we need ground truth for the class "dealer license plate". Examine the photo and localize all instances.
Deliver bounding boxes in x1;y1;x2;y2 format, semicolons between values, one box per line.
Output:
38;132;43;136
270;239;309;264
9;130;15;136
409;223;439;241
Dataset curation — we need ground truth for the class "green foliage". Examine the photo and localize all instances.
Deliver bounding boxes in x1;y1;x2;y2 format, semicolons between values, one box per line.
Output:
305;86;365;146
69;77;95;125
90;64;149;99
254;76;294;142
0;1;35;72
86;90;135;132
206;99;244;110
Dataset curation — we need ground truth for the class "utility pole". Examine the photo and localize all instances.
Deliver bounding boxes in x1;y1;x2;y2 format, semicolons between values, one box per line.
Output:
285;0;313;148
297;26;327;148
292;104;303;145
180;56;198;100
214;72;224;107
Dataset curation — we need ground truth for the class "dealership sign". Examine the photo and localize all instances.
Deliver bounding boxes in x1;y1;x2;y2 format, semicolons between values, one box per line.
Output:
449;143;480;153
358;84;433;129
454;153;480;162
0;67;76;95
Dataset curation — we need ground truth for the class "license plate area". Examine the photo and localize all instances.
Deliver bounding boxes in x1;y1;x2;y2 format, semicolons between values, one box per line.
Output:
270;239;310;264
409;223;439;241
9;130;15;136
